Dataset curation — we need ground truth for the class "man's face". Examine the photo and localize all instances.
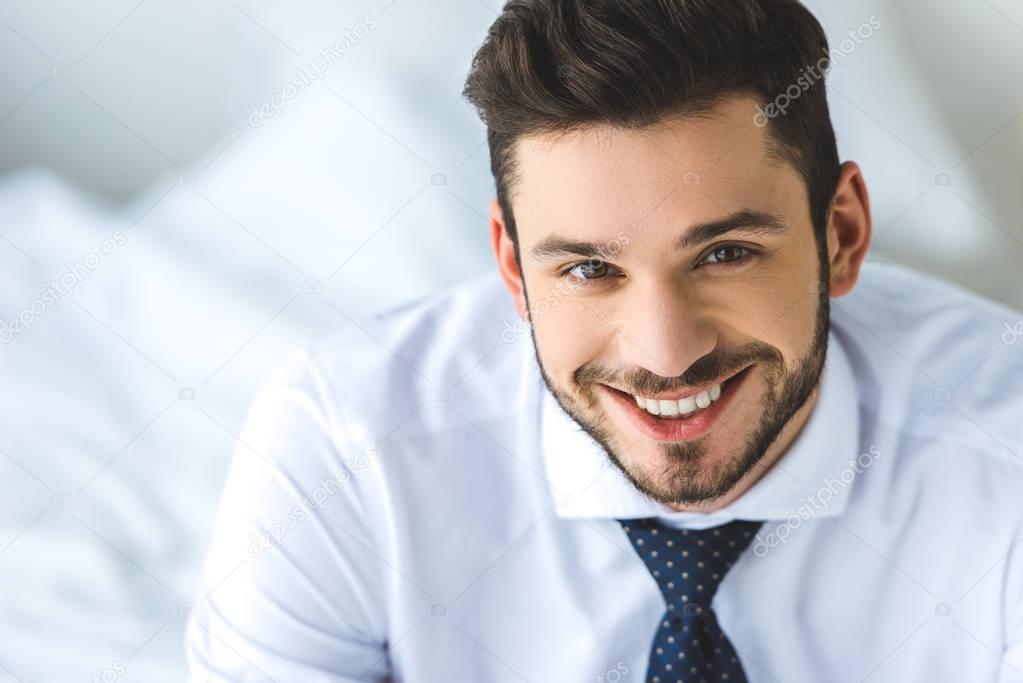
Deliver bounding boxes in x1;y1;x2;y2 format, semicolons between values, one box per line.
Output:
508;95;830;507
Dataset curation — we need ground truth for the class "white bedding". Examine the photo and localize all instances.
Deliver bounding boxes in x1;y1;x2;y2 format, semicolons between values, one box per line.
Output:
0;91;492;680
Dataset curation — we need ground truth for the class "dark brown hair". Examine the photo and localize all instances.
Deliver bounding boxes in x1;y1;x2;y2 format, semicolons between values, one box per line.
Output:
462;0;841;253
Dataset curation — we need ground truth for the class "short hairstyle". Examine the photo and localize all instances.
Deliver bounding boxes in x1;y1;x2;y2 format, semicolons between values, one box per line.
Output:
462;0;841;252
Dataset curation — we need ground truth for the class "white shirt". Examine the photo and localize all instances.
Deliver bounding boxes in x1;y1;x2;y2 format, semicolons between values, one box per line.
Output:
186;259;1023;682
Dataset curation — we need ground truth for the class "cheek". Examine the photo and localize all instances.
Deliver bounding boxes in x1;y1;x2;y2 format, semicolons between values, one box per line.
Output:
703;267;819;367
749;268;820;339
715;243;820;328
530;298;609;372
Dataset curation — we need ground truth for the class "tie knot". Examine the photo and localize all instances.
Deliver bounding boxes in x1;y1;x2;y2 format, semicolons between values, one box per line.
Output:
619;518;763;612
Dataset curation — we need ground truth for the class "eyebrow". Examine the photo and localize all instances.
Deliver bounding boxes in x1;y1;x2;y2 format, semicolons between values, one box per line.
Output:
528;209;788;262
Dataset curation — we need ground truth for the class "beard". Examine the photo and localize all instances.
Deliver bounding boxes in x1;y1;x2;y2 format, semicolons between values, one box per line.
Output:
525;276;830;507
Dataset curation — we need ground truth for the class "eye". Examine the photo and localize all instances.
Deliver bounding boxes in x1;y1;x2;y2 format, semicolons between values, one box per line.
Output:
562;259;616;284
700;244;756;267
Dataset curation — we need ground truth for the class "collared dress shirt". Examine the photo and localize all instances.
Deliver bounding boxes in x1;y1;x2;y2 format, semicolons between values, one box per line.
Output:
186;259;1023;682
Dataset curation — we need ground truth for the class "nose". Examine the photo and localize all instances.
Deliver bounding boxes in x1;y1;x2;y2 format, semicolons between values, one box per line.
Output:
617;277;715;380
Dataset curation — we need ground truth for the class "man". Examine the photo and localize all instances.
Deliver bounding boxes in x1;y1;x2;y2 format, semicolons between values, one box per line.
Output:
186;1;1023;681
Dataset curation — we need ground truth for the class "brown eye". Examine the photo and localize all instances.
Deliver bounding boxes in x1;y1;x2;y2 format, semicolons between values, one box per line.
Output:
567;259;610;280
703;245;751;265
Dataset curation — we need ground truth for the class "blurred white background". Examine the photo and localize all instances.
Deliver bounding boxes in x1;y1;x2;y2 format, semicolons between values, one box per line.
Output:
0;0;1020;681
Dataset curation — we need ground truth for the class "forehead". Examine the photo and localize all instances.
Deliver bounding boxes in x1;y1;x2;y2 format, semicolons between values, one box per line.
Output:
509;95;806;245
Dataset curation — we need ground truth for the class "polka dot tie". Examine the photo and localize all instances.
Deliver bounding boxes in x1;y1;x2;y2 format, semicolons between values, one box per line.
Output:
618;518;764;683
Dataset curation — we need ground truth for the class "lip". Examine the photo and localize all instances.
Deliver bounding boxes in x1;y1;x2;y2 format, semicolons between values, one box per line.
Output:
601;364;754;442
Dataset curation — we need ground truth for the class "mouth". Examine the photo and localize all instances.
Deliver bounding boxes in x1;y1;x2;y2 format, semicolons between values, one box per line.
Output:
600;364;754;442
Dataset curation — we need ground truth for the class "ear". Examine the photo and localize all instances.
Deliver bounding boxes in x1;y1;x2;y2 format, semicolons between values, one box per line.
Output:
490;197;528;320
826;161;873;298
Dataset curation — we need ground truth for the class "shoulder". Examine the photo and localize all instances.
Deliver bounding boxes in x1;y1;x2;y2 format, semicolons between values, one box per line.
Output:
231;269;537;534
834;258;1023;491
279;270;527;447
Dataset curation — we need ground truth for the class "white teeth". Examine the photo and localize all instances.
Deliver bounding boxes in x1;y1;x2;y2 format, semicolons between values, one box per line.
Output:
634;381;724;418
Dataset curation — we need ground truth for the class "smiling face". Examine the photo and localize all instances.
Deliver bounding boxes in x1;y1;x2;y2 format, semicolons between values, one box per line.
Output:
494;95;843;510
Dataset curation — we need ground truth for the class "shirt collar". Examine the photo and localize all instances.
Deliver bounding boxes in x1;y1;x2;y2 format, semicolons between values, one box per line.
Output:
534;329;862;526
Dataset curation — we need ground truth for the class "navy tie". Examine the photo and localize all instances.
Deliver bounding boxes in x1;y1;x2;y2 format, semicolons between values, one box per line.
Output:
618;518;763;682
